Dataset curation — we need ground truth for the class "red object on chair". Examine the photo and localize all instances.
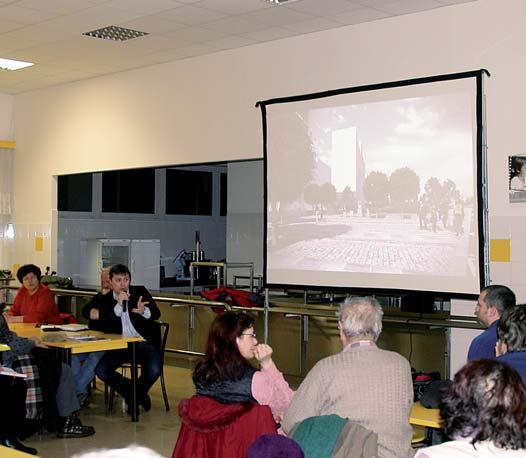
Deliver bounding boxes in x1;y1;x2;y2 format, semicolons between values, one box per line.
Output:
60;313;78;324
172;396;277;458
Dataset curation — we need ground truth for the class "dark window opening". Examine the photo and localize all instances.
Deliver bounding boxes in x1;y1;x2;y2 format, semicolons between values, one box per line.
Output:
166;169;213;215
220;173;227;216
102;168;155;214
58;173;93;212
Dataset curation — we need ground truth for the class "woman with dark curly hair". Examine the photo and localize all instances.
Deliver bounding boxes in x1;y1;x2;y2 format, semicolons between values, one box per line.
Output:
193;311;293;421
415;359;526;457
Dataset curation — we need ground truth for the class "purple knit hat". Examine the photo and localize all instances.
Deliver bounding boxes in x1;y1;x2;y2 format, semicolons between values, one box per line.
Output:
247;434;304;458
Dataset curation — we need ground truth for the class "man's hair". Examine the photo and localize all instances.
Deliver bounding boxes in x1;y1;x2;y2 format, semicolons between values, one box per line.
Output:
481;285;516;316
109;264;131;280
441;359;526;450
16;264;41;283
338;296;383;342
498;305;526;351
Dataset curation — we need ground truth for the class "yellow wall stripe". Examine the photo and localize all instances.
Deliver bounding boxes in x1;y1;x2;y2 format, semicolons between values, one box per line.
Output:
0;140;16;149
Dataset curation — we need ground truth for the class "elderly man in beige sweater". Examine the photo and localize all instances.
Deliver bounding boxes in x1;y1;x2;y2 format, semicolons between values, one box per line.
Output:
282;296;414;458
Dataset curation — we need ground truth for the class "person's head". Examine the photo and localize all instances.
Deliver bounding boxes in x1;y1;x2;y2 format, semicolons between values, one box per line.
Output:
512;157;526;177
193;311;256;383
16;264;41;294
337;296;383;346
476;285;516;326
109;264;131;293
497;305;526;355
100;268;111;293
441;359;526;450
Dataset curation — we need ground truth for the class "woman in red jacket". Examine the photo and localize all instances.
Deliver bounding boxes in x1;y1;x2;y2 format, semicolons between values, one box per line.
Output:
7;264;61;324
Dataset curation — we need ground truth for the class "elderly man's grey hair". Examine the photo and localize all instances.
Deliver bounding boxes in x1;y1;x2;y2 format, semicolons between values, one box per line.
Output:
338;296;383;342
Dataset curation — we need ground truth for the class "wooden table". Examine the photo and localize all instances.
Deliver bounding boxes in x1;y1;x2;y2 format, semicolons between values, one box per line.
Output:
9;323;144;421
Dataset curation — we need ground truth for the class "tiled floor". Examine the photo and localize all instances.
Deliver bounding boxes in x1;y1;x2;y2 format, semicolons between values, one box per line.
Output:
23;365;196;458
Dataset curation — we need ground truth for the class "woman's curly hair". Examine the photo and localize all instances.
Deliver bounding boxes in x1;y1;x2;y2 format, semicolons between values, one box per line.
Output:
440;359;526;450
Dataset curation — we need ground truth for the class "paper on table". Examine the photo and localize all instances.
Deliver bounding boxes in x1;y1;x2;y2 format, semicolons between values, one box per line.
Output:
0;366;27;378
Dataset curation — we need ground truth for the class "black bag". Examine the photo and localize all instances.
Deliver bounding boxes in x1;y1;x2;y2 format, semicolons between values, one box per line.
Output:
420;380;452;409
412;370;441;402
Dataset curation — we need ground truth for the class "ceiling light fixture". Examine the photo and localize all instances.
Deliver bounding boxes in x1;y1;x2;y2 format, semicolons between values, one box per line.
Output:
0;57;34;71
83;25;149;42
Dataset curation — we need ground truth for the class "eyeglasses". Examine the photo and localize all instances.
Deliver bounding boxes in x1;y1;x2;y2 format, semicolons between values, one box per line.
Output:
241;332;257;338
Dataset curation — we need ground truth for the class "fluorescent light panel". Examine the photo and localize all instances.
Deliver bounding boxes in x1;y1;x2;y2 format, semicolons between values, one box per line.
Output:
0;57;34;71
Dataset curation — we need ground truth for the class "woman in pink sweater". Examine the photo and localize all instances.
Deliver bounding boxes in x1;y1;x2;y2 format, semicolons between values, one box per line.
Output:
193;311;293;423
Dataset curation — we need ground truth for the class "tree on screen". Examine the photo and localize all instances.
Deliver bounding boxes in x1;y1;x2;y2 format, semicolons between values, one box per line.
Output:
364;171;389;211
303;183;320;211
389;167;419;210
268;112;315;209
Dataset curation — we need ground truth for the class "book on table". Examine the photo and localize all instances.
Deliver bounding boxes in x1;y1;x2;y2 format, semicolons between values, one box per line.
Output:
40;324;89;332
65;333;110;342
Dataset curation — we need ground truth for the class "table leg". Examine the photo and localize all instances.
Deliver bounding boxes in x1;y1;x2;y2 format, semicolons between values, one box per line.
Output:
130;341;139;422
55;347;71;365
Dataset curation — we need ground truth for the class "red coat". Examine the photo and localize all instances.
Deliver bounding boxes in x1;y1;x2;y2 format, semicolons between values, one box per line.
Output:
10;284;61;324
173;396;277;458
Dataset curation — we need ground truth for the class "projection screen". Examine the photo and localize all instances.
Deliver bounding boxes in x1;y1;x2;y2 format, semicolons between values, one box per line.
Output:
259;71;487;297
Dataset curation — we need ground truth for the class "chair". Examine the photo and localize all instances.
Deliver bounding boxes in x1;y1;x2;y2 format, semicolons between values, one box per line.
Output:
107;321;170;412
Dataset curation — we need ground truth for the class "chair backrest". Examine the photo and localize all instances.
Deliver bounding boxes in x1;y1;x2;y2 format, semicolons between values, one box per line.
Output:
157;321;169;364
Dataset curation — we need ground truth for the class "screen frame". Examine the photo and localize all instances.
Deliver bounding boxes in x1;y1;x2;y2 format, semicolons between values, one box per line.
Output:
257;69;490;300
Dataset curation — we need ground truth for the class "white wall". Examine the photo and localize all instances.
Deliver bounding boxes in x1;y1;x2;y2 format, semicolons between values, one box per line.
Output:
226;160;264;283
0;93;14;140
9;0;526;292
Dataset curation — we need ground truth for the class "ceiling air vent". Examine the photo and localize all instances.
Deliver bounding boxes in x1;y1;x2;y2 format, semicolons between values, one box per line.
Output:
83;25;149;42
266;0;302;4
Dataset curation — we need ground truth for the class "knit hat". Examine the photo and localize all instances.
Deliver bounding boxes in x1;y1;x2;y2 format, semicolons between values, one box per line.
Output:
247;434;304;458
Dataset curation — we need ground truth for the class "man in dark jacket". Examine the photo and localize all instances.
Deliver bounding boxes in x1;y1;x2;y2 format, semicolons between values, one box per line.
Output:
93;264;161;413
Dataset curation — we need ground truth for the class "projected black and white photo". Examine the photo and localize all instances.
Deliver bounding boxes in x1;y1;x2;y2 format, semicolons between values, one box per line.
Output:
509;155;526;203
264;77;482;295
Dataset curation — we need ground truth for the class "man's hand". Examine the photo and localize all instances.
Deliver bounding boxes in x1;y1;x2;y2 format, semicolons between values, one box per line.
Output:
89;309;100;320
4;314;23;323
132;296;149;315
117;291;129;305
254;343;274;370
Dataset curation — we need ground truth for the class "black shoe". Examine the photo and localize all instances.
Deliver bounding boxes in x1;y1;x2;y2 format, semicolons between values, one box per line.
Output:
77;392;90;408
140;394;151;412
56;416;95;439
1;437;38;455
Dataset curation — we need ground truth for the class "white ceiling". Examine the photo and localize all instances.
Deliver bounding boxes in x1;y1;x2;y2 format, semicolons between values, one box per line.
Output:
0;0;476;94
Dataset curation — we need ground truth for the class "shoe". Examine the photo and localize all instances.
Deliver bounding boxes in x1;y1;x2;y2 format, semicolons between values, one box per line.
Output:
125;394;151;415
140;394;151;412
56;416;95;438
77;392;90;408
1;437;38;455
